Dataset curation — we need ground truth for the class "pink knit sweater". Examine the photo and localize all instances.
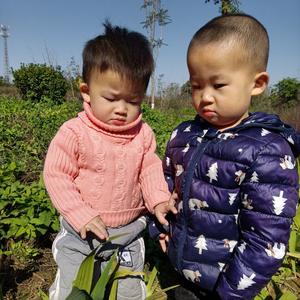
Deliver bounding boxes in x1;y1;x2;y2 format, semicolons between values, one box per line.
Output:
43;102;170;232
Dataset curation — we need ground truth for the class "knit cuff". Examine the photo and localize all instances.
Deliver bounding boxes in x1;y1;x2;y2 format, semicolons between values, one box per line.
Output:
141;163;171;213
63;205;100;233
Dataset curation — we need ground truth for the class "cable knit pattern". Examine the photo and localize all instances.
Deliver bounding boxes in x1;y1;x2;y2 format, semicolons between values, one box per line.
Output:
43;102;170;232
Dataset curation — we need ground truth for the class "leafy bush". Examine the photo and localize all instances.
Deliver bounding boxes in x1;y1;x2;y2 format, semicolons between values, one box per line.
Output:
270;77;300;107
142;103;191;156
0;162;59;252
0;97;81;183
13;63;68;103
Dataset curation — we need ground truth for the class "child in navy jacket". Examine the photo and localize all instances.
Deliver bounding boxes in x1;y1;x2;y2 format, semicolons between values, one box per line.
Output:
150;14;300;299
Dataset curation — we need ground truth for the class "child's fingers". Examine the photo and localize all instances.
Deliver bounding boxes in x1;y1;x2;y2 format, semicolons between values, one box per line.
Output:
92;226;108;240
159;234;170;253
159;238;167;252
156;211;168;226
86;223;108;240
169;204;178;214
172;192;178;200
80;227;87;239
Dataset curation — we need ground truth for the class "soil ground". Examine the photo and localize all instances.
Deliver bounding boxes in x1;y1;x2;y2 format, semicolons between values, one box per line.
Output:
1;235;176;300
2;247;56;299
2;238;299;299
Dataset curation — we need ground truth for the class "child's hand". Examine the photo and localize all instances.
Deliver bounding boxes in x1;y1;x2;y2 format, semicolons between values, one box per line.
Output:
80;216;108;240
158;233;170;253
154;197;178;226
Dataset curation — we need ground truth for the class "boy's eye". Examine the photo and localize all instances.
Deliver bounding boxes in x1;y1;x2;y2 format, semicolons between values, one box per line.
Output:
214;83;226;89
129;100;140;105
104;97;115;101
192;85;201;90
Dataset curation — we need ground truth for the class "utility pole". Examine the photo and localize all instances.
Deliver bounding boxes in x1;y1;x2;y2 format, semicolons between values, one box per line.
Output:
0;25;10;83
141;0;171;109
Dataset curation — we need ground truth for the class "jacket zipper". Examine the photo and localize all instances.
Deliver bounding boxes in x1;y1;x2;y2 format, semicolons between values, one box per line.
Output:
176;138;213;270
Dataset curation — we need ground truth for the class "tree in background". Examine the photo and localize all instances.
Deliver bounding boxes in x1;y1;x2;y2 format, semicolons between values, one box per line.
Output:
205;0;241;14
141;0;171;109
13;63;68;103
0;76;10;86
65;56;81;99
181;80;192;99
157;73;165;100
271;77;300;107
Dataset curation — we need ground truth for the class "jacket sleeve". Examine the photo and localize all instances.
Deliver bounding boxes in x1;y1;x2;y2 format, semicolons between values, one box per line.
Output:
139;123;170;213
43;124;99;232
217;137;299;299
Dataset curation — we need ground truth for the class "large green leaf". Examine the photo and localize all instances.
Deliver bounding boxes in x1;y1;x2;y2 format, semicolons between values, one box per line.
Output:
108;280;118;300
72;249;96;294
278;290;297;300
293;205;300;229
66;286;92;299
286;251;300;259
146;266;158;296
72;233;128;296
288;230;297;252
90;250;119;300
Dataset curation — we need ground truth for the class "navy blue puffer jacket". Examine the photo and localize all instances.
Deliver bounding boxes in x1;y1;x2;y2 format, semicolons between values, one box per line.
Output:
151;112;300;299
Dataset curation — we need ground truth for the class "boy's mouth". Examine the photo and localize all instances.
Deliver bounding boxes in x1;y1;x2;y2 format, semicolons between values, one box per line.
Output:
202;109;217;117
110;119;126;125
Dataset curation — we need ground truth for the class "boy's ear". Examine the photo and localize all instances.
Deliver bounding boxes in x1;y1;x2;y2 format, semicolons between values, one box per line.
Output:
80;83;90;103
251;72;269;96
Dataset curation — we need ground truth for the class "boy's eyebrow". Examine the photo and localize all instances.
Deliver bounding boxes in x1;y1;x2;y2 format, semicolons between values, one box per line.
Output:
210;74;226;80
104;89;142;98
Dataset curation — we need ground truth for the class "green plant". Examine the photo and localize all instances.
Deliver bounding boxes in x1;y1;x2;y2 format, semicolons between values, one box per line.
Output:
65;233;143;300
0;97;81;183
270;77;300;107
0;164;58;251
13;63;68;103
1;240;40;265
63;234;178;300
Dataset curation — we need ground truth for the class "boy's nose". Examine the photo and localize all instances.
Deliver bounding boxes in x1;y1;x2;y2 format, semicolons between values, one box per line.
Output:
115;100;127;115
202;90;214;103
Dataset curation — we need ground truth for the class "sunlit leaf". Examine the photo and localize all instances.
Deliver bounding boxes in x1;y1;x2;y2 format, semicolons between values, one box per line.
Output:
278;290;297;300
90;250;119;300
72;251;96;294
108;280;118;300
146;266;158;296
286;251;300;259
288;230;297;252
66;286;92;299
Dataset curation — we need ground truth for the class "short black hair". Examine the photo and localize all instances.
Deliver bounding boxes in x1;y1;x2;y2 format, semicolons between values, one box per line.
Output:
82;21;154;90
188;14;269;72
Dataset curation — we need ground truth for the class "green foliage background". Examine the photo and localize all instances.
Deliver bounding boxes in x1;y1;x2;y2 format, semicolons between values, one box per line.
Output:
0;95;299;299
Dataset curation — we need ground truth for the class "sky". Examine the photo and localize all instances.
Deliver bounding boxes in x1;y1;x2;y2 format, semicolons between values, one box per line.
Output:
0;0;299;88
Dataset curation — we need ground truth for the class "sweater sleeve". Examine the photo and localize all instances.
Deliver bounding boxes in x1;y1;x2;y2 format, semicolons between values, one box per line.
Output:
139;124;171;213
216;138;299;299
43;124;99;232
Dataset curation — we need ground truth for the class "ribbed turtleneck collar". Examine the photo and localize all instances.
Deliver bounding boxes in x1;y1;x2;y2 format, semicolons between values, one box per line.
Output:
78;102;142;140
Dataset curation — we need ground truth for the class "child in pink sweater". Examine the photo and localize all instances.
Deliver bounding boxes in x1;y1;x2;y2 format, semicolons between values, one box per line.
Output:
43;21;176;300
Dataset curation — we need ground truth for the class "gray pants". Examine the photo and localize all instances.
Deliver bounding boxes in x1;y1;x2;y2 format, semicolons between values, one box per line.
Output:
49;216;147;300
